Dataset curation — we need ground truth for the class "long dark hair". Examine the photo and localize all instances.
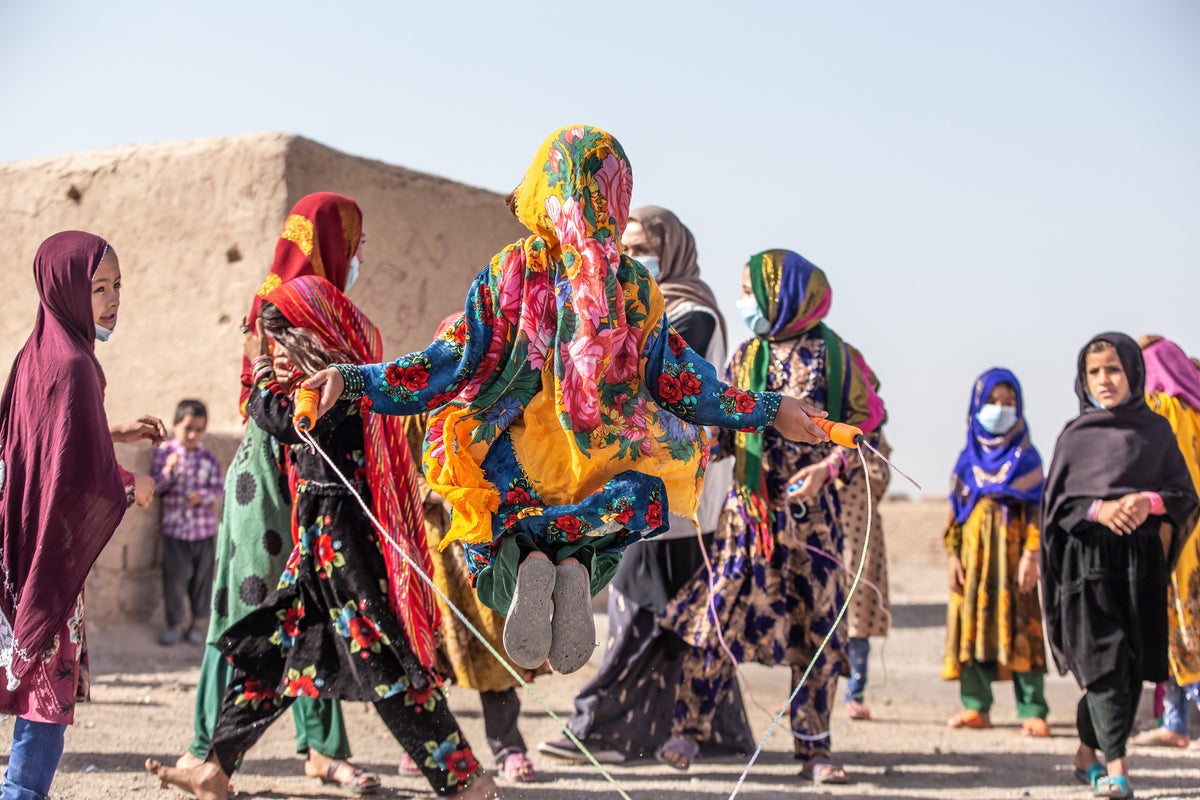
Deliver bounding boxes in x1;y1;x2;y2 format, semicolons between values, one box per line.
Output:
259;301;355;377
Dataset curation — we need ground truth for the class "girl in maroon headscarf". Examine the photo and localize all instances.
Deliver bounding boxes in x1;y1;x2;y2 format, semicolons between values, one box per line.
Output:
0;232;163;800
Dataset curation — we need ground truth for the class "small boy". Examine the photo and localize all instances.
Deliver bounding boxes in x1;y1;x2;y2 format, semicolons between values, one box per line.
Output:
153;399;223;645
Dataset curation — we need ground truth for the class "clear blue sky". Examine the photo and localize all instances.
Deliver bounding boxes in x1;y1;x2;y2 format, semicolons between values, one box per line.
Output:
3;1;1198;497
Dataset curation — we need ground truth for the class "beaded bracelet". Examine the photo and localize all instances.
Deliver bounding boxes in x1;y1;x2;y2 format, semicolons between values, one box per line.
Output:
760;392;783;426
332;363;366;399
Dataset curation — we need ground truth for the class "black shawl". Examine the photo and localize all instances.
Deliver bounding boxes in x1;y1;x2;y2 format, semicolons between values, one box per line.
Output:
1040;332;1198;684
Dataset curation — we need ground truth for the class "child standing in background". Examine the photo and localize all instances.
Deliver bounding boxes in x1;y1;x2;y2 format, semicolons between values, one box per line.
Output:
1042;333;1198;799
153;399;223;646
942;368;1049;736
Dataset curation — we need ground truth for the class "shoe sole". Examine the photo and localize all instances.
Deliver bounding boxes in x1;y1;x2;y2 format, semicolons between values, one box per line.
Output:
536;741;626;764
547;560;595;674
503;557;556;670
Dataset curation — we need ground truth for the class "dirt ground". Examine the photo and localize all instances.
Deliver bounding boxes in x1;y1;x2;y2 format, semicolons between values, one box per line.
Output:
3;504;1198;799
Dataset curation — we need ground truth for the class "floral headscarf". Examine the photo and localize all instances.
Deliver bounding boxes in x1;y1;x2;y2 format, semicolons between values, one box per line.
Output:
422;126;708;547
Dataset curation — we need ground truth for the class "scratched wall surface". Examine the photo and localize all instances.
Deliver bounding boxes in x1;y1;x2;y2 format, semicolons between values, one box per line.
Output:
0;134;524;624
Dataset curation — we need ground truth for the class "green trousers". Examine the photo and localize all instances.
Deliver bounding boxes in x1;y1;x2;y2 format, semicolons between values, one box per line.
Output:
189;644;350;761
959;661;1049;719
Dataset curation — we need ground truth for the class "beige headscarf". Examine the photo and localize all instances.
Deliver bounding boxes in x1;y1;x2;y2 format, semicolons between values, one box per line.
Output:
629;206;727;348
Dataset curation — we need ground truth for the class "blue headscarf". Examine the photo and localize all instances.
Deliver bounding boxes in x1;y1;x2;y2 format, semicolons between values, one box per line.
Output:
949;368;1044;524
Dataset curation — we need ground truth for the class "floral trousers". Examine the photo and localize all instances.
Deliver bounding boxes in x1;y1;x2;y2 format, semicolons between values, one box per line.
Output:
210;668;483;795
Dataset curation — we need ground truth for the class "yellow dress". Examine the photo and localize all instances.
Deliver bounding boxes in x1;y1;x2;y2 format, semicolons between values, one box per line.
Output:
942;498;1047;680
403;417;546;691
1147;392;1200;685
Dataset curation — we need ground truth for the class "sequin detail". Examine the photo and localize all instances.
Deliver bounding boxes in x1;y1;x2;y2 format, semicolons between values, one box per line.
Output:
257;273;283;298
281;214;325;277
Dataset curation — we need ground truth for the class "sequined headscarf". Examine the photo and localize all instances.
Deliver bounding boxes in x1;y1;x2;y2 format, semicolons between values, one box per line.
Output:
240;193;363;410
732;249;885;548
949;368;1044;524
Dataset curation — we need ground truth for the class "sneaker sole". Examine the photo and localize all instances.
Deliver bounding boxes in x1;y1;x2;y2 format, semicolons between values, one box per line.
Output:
503;557;556;670
547;560;595;674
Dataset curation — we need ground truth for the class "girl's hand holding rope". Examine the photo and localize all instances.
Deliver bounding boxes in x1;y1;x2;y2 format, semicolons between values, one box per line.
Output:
303;367;345;421
773;396;830;444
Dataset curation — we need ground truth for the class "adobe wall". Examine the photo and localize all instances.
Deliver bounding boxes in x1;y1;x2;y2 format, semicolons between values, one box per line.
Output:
0;133;523;624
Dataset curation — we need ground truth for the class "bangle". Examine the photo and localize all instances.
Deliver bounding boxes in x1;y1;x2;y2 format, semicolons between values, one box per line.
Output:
760;392;782;425
251;355;274;381
333;364;366;399
822;450;848;481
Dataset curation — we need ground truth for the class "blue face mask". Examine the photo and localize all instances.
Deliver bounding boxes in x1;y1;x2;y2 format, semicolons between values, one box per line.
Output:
345;255;360;291
638;255;661;280
736;296;770;335
94;323;114;342
976;403;1018;435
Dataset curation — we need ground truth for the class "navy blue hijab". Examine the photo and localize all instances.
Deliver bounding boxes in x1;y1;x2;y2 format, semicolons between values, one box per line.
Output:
949;367;1044;524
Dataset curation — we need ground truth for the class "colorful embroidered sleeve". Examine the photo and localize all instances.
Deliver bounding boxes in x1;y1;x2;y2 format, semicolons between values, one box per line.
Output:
339;294;489;416
642;314;780;433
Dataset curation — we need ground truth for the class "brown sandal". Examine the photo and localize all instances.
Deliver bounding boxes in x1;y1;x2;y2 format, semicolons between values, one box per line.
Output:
799;758;849;784
318;759;381;795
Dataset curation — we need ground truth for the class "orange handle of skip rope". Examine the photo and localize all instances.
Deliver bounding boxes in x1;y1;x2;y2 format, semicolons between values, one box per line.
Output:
294;387;321;431
811;416;864;448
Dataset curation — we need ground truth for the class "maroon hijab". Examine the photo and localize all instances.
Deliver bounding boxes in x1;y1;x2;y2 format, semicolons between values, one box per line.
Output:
0;231;127;687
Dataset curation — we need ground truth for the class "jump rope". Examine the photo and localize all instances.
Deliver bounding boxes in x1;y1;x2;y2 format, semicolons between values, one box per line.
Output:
293;390;918;800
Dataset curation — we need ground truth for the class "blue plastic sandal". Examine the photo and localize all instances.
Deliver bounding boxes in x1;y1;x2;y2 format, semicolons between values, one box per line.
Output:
1073;763;1104;787
1093;775;1133;799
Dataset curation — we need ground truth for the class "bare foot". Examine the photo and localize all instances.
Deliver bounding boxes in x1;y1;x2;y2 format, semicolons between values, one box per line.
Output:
175;752;205;769
1132;726;1189;748
1072;742;1100;773
655;736;698;771
145;758;230;800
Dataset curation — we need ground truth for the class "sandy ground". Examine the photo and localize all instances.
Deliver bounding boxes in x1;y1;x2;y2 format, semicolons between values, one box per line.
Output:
3;525;1198;799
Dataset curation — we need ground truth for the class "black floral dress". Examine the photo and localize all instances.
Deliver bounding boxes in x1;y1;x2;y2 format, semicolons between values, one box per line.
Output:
212;365;482;794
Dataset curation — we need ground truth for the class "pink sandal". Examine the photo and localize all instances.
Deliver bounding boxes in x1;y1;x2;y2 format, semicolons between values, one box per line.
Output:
845;700;872;720
398;752;422;775
498;751;537;783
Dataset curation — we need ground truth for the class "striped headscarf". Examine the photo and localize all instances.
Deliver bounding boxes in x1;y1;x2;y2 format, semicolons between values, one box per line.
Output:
733;250;885;542
265;275;438;668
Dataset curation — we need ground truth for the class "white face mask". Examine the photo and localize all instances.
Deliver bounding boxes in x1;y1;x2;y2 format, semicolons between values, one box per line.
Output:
345;255;361;291
975;403;1018;435
94;323;115;342
736;296;770;335
638;255;661;280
